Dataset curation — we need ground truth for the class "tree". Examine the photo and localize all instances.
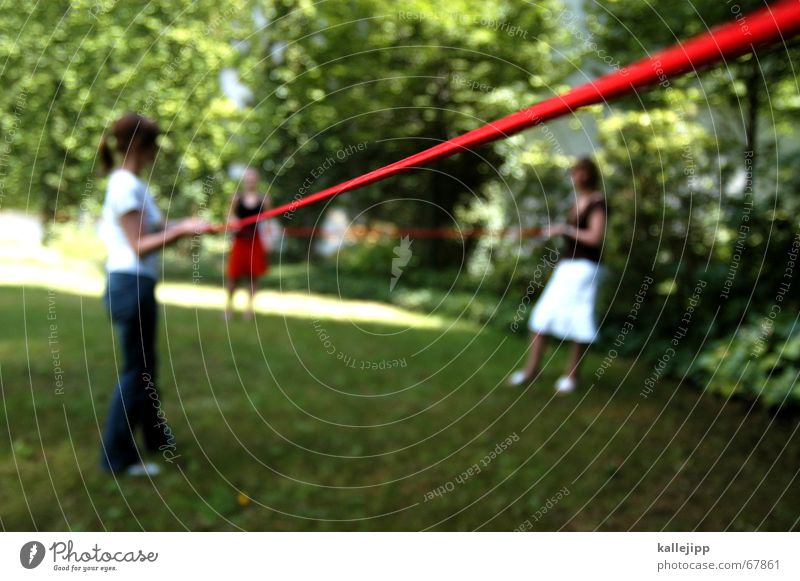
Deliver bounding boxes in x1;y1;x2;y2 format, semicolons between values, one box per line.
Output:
0;0;248;227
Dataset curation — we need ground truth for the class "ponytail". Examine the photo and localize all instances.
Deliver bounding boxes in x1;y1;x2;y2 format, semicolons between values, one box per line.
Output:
98;113;160;176
98;134;114;175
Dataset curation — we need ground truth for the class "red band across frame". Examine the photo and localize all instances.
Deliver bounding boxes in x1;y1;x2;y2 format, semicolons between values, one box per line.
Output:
209;0;800;235
279;225;543;239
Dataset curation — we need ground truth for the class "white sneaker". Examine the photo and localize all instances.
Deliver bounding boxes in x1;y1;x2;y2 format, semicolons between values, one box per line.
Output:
555;376;576;394
507;370;533;387
125;462;161;477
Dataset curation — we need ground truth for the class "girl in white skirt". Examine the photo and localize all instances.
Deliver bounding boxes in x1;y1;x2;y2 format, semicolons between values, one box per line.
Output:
508;158;608;394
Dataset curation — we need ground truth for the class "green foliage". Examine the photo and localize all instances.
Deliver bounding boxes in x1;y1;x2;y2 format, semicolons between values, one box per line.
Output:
0;0;248;222
336;238;404;276
595;106;727;341
698;311;800;407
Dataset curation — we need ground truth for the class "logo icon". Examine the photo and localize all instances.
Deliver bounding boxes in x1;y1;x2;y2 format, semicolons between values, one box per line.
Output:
390;235;413;292
20;541;45;569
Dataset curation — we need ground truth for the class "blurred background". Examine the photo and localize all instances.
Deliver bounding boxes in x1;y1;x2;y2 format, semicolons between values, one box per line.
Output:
1;0;799;531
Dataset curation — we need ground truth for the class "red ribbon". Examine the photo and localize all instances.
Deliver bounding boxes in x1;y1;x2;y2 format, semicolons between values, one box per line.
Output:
278;226;544;240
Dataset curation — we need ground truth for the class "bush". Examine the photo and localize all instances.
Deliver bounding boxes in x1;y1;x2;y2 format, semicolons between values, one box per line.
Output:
696;311;800;408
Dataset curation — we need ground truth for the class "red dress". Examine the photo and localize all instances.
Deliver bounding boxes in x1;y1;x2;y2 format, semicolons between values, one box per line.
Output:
227;197;269;280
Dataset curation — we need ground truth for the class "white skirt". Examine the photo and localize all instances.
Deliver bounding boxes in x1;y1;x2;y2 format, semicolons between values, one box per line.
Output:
529;258;602;343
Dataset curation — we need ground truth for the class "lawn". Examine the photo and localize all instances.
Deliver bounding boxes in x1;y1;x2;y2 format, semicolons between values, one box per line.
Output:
1;278;798;531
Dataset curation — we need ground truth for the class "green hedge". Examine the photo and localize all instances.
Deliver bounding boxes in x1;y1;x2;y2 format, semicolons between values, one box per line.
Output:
697;311;800;408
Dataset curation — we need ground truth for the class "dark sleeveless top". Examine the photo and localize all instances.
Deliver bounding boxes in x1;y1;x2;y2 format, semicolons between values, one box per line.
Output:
562;195;607;263
234;196;264;238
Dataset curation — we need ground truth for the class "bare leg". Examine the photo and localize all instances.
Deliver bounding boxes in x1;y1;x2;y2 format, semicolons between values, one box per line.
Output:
565;341;588;381
524;332;548;378
225;279;237;319
243;277;258;320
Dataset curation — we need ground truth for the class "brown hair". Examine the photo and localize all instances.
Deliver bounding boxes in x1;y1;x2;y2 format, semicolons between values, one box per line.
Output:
573;157;601;191
98;113;160;175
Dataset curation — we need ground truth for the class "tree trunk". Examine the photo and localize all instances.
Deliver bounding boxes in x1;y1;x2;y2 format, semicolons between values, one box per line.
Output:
743;53;760;196
420;73;458;269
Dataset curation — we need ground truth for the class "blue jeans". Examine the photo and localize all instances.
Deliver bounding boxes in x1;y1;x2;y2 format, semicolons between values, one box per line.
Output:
100;273;172;472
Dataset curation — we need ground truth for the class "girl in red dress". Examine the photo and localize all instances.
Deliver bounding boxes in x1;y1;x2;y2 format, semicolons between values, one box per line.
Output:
225;168;272;320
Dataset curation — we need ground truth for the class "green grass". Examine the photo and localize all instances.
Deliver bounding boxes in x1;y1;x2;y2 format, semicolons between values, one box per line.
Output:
1;285;798;531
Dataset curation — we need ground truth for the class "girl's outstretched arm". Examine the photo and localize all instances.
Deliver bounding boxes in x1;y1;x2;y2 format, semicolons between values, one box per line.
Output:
119;210;207;257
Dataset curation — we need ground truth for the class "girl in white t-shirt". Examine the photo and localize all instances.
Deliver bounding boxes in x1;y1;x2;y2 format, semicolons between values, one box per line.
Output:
98;113;208;476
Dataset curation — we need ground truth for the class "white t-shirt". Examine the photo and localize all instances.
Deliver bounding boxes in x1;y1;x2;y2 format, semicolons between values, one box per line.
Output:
100;169;163;279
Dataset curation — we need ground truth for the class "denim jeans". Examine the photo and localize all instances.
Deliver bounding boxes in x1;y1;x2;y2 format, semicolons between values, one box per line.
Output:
100;272;172;472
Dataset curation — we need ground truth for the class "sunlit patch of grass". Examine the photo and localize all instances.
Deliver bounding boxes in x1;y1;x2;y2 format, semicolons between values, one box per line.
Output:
158;284;446;328
0;236;449;330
